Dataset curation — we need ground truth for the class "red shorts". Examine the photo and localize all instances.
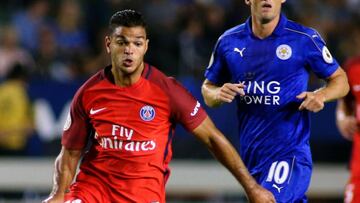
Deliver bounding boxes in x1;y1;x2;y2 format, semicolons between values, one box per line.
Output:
64;174;111;203
64;171;164;203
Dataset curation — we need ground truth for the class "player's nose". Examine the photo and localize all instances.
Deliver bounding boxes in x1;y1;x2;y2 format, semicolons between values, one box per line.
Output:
124;45;133;55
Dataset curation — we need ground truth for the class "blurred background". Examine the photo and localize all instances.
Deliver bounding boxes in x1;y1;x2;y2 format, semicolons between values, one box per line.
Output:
0;0;359;202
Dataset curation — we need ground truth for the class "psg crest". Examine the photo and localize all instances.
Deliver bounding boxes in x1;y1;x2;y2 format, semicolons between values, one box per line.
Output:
140;105;156;121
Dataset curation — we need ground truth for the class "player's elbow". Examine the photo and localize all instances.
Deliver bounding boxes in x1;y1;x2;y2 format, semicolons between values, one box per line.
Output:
336;68;350;98
202;96;217;107
342;82;350;98
201;85;221;108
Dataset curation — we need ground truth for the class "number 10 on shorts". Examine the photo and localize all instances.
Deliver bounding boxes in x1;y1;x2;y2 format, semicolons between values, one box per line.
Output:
266;161;291;185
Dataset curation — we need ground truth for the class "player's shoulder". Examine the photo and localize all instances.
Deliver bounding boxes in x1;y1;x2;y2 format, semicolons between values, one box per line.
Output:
221;23;246;39
146;64;187;94
213;23;246;49
75;66;108;96
285;20;324;43
217;23;247;43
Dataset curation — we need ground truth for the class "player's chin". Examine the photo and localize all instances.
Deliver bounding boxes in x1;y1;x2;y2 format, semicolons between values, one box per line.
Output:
121;67;137;75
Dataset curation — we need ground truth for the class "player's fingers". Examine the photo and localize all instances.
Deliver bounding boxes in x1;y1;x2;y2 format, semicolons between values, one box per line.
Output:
218;91;236;103
234;84;246;96
219;92;236;103
226;83;245;94
235;82;245;88
310;97;325;112
224;83;244;95
298;102;304;110
296;92;307;99
233;87;245;96
221;84;244;98
308;101;324;112
300;102;321;112
221;87;238;96
298;100;307;110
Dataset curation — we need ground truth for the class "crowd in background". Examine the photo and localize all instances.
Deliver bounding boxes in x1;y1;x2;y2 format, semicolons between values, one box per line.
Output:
0;0;359;157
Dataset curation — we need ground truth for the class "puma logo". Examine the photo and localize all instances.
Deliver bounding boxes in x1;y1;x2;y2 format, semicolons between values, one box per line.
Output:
234;47;246;57
272;184;284;193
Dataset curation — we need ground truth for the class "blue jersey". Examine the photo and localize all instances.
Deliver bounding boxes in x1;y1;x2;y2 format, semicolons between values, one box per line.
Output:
205;15;339;175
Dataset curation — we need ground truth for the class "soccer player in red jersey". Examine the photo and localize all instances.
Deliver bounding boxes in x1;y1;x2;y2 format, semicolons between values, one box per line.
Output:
42;10;275;203
336;56;360;203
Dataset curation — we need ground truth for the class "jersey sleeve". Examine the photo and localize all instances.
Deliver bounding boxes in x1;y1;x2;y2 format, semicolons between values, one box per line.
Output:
61;88;90;150
167;78;207;132
204;37;231;85
305;30;339;79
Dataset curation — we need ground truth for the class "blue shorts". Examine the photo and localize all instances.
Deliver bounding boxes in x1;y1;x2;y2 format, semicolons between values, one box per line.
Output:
253;155;312;203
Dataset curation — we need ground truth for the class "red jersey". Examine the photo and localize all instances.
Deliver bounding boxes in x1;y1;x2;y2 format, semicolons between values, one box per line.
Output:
62;64;207;203
344;57;360;180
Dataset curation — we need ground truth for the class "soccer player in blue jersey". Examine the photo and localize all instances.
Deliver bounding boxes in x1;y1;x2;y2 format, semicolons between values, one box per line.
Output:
201;0;349;202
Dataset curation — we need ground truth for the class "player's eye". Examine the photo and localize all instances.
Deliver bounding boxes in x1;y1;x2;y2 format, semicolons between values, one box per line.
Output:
116;40;126;46
134;41;143;47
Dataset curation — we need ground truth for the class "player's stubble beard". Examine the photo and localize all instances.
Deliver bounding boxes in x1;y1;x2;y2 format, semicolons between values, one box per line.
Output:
257;8;278;24
112;58;144;86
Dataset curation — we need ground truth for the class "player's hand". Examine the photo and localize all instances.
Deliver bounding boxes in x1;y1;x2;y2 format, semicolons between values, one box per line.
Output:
246;184;276;203
337;115;358;141
42;194;64;203
296;91;325;113
216;83;245;103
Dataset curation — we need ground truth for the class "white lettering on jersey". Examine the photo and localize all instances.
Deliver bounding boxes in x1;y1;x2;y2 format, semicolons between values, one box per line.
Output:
240;80;281;105
96;125;156;152
64;200;82;203
63;112;71;131
190;101;201;116
353;84;360;92
99;137;156;152
112;124;133;140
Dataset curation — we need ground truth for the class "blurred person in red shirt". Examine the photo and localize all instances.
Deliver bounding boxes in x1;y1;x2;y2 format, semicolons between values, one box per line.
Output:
336;56;360;203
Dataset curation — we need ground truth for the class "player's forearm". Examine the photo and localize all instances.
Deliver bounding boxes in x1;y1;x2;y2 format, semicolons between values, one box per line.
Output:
316;68;349;102
201;80;223;107
207;132;258;193
50;147;81;197
193;118;257;192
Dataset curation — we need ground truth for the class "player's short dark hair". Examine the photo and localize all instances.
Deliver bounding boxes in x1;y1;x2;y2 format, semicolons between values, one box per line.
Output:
108;10;147;34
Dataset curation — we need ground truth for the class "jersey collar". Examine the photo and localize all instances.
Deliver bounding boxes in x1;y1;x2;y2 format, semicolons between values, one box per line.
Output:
245;13;287;38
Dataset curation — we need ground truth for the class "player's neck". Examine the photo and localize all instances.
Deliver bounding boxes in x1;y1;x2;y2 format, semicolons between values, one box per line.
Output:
251;14;280;39
111;63;144;87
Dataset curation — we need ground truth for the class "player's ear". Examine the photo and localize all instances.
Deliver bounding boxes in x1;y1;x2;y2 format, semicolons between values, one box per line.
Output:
245;0;251;5
105;36;111;54
144;39;149;54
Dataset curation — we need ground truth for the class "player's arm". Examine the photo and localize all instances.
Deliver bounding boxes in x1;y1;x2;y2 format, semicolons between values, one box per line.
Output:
336;92;358;141
42;146;83;203
297;67;349;112
192;116;275;203
201;79;245;107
